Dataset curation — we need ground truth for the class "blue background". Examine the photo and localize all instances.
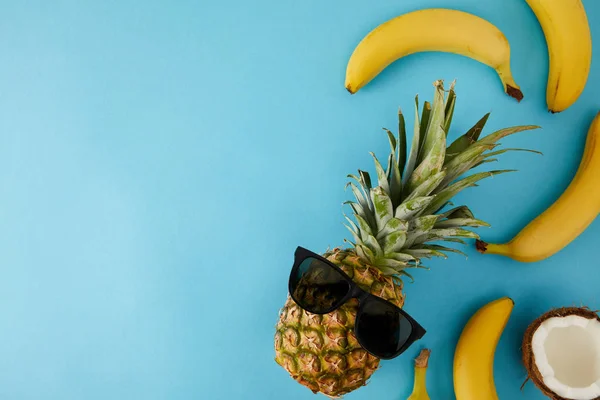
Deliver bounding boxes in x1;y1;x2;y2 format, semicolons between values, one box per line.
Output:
0;0;598;399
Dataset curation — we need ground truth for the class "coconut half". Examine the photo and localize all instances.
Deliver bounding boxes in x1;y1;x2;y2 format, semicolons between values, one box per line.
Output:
523;307;600;400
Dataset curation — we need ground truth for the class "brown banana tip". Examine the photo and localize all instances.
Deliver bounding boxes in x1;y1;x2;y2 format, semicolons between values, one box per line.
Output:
475;239;488;254
506;85;524;102
345;86;355;94
415;349;431;368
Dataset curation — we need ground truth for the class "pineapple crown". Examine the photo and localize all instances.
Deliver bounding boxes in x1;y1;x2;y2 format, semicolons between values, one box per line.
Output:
344;80;539;281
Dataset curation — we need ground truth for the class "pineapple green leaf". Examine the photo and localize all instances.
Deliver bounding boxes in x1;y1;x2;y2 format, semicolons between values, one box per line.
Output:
356;244;376;263
385;128;397;153
419;81;446;158
394;196;434;220
403;96;422;185
483;147;543;158
347;174;370;203
354;214;374;239
344;214;360;234
407;123;446;191
347;173;361;186
438;205;475;220
398;109;407;176
347;173;360;182
472;158;498;168
377;264;406;276
384;153;402;207
409;215;438;232
422;244;468;258
364;234;384;256
416;228;480;244
446;113;490;162
371;187;394;230
418;100;432;155
479;125;540;145
346;183;377;228
430;237;467;245
344;224;360;243
345;201;368;224
466;112;490;139
385;153;394;182
404;215;439;248
434;218;491;228
386;252;417;262
423;170;514;215
370;152;391;195
404;248;448;259
398;270;415;282
357;170;375;209
440;143;497;187
384;126;404;207
413;263;430;271
445;143;496;171
343;238;356;247
376;217;409;240
383;231;408;253
405;170;446;201
358;170;372;191
346;181;368;206
389;157;403;209
376;258;409;270
443;83;457;135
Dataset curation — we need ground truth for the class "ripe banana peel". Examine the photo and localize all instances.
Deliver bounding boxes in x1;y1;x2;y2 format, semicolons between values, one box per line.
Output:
345;9;523;101
454;297;514;400
526;0;592;112
477;112;600;262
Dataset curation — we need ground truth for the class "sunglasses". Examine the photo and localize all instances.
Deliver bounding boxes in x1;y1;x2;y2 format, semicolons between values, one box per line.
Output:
288;247;426;359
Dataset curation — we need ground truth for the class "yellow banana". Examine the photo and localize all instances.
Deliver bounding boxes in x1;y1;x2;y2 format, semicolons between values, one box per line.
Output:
454;297;514;400
526;0;592;113
407;349;431;400
345;9;523;101
477;112;600;262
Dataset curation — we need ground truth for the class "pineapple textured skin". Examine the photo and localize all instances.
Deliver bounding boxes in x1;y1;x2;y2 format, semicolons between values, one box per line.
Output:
275;249;404;397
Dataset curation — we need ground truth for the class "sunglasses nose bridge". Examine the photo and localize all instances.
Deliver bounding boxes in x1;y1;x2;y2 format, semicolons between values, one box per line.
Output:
350;286;369;302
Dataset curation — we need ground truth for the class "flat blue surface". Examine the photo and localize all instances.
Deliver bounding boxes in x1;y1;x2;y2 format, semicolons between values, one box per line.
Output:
0;0;599;399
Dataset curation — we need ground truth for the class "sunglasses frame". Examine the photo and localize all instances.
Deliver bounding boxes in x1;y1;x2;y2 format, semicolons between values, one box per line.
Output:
289;246;426;360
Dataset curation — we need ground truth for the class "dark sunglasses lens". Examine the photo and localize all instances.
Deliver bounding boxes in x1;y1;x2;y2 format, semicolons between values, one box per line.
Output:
291;257;351;313
355;298;413;358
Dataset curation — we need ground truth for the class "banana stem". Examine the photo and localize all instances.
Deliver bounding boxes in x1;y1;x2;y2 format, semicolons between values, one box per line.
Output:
496;64;523;102
408;349;431;400
476;240;509;256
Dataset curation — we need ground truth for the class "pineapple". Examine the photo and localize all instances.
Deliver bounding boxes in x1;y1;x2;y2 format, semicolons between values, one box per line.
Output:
274;81;538;397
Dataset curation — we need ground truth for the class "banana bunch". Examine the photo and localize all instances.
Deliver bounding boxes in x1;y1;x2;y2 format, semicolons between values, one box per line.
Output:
345;2;592;111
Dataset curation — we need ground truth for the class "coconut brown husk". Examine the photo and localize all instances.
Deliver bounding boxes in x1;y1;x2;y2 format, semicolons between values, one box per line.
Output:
522;307;600;400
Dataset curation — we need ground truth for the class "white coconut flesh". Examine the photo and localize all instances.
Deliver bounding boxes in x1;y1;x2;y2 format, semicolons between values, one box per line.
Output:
532;315;600;399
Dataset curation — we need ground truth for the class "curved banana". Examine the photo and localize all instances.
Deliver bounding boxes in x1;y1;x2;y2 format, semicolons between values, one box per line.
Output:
345;9;523;101
454;297;514;400
477;112;600;262
526;0;591;113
